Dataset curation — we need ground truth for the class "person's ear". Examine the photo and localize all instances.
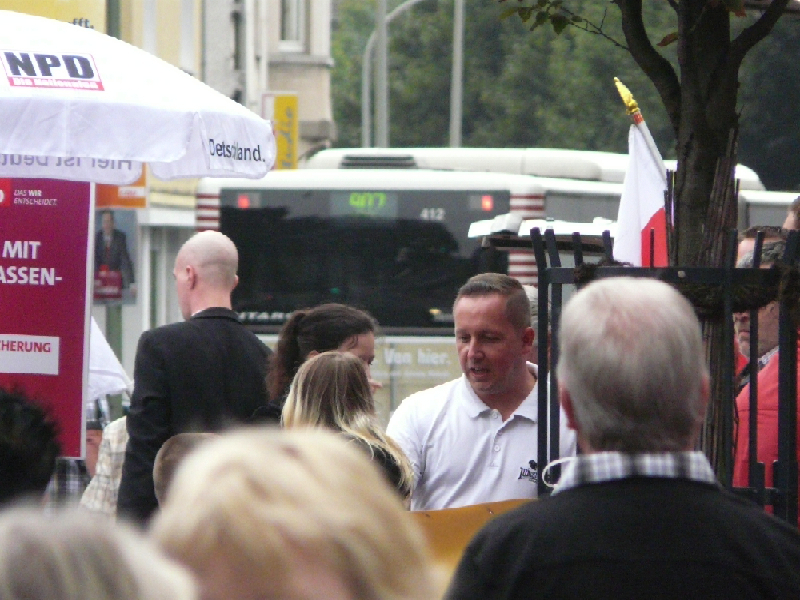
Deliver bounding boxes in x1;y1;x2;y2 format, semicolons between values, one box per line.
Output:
522;326;535;349
559;385;579;432
699;375;710;417
187;265;198;289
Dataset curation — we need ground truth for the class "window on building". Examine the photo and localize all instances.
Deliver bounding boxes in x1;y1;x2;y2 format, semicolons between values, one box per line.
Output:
280;0;306;52
232;9;243;70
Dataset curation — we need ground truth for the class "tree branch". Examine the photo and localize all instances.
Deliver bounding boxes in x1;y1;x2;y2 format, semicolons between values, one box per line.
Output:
615;0;682;134
560;6;628;50
730;0;792;67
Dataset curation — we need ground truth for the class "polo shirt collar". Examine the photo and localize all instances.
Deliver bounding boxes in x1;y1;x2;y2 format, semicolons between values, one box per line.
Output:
462;363;540;422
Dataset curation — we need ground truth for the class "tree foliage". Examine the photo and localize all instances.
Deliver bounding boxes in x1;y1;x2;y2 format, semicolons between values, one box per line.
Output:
333;0;678;154
331;0;800;191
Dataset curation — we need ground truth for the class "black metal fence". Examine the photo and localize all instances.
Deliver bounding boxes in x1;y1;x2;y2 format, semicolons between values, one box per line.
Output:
485;227;800;526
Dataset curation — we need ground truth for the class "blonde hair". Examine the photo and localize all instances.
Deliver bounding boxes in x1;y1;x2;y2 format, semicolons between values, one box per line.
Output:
0;505;196;600
282;351;413;495
151;429;435;600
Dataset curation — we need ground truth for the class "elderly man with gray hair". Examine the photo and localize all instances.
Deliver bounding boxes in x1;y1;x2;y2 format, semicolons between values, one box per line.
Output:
446;277;800;599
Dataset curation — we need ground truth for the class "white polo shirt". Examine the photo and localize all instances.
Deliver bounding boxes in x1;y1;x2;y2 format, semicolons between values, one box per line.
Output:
387;366;577;511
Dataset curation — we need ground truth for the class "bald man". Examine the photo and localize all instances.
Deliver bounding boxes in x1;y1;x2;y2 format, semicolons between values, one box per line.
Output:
118;231;271;522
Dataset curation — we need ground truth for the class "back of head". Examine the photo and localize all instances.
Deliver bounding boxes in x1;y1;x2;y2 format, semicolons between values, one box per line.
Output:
152;429;434;600
178;230;238;290
455;273;530;330
0;387;60;505
282;351;374;430
738;240;786;269
740;225;787;242
154;433;216;505
0;504;196;600
268;303;378;400
557;277;707;452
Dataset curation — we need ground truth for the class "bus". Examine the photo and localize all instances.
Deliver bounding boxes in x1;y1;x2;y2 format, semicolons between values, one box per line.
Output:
304;146;800;230
195;168;624;418
302;146;767;192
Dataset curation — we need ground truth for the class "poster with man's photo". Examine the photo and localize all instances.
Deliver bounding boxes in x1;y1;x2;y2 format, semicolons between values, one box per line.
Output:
93;209;137;304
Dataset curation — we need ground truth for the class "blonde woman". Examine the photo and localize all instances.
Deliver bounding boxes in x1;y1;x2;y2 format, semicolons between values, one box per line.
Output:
152;429;437;600
283;351;413;500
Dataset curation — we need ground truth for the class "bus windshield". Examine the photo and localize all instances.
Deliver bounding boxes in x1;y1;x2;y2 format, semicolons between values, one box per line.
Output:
219;186;510;330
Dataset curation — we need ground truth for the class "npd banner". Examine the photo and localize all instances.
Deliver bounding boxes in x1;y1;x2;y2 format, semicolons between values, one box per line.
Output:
0;178;91;457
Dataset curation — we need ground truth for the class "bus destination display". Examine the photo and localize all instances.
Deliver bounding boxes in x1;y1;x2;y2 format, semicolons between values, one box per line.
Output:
330;191;399;219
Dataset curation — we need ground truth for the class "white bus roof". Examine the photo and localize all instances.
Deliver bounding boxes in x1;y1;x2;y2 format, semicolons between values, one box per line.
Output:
302;147;766;191
196;168;621;195
738;188;799;206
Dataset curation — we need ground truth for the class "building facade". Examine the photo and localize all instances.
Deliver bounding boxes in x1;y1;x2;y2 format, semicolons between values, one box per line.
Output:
203;0;335;160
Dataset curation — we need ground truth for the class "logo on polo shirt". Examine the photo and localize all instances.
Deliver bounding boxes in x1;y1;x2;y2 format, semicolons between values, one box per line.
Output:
518;459;538;482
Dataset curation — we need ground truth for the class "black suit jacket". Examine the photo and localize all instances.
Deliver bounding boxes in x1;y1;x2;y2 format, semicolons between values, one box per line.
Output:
117;308;271;522
447;478;800;600
95;229;135;287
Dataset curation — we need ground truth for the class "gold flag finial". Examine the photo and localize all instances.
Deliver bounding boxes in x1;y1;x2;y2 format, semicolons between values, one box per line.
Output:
614;77;640;116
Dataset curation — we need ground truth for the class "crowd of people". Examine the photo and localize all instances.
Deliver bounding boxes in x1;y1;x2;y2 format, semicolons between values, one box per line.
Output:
3;222;800;599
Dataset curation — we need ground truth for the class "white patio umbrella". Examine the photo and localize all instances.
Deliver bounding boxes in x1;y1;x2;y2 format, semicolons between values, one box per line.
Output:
0;10;275;184
88;316;132;402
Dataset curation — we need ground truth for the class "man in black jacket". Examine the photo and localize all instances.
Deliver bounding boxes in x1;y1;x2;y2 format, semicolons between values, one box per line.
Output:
446;277;800;600
117;230;270;522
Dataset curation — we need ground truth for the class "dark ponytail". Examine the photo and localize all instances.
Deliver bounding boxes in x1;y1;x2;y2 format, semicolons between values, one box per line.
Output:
266;304;377;403
266;310;309;402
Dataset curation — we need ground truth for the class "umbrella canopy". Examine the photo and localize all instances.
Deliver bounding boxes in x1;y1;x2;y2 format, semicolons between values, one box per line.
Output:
88;316;132;402
0;10;275;184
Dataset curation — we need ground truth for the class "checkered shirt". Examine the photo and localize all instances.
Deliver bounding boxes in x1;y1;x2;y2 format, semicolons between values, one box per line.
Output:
80;416;128;516
552;451;718;495
46;458;90;506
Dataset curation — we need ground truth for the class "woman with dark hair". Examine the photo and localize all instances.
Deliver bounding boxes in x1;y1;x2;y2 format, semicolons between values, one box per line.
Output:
283;351;413;500
253;303;379;423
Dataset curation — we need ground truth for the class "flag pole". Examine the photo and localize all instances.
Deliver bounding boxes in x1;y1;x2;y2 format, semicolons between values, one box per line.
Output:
614;77;666;180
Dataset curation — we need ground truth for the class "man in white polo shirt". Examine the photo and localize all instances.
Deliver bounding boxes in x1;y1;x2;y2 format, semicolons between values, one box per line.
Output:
387;273;576;510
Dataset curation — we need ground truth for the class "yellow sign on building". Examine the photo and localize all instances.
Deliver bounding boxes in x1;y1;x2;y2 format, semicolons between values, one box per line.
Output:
0;0;105;31
263;92;298;170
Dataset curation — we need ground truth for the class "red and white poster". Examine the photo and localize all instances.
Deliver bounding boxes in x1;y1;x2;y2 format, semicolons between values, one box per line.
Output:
0;178;92;457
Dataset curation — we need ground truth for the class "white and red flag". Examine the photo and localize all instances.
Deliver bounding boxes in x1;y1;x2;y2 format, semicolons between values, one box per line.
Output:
613;80;669;267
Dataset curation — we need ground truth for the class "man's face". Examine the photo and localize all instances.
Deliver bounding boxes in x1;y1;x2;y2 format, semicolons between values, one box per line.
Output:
101;212;114;236
734;300;780;360
454;294;533;402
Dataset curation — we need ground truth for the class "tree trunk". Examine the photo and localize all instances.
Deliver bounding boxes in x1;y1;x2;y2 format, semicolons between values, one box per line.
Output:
673;2;738;266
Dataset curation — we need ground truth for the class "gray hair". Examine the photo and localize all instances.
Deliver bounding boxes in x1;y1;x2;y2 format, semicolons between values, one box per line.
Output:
737;240;786;268
0;505;197;600
557;277;707;452
522;284;550;337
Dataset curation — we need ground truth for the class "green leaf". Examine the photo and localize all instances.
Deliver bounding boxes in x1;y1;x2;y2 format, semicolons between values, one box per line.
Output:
657;32;679;47
520;7;534;22
498;8;520;20
535;11;548;26
571;15;583;23
550;14;568;34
